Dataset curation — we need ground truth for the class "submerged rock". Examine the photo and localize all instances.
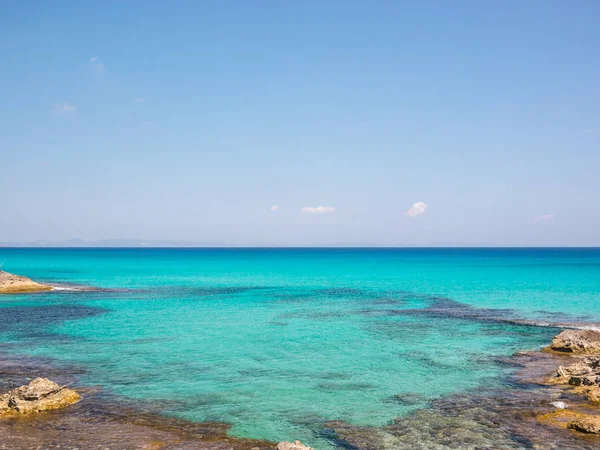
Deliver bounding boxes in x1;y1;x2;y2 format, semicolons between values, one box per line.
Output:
1;377;80;415
276;441;314;450
568;415;600;434
0;270;52;294
551;330;600;355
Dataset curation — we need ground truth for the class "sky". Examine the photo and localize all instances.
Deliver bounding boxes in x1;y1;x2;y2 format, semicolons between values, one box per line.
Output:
1;1;599;246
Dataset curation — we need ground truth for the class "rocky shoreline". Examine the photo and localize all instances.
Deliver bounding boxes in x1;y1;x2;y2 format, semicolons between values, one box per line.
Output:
1;328;600;448
536;330;600;434
0;353;314;449
0;270;52;294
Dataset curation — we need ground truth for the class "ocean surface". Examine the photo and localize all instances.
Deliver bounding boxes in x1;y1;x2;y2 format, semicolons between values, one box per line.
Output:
1;248;599;448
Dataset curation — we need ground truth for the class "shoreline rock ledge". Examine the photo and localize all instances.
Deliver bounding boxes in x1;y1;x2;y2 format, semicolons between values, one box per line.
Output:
0;378;80;415
542;329;600;434
550;329;600;355
0;270;52;294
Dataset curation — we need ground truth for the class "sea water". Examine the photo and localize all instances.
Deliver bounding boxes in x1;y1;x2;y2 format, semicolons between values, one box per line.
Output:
0;248;599;448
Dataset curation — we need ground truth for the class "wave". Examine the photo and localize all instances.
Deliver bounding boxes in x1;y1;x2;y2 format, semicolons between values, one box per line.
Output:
506;318;600;332
50;286;82;291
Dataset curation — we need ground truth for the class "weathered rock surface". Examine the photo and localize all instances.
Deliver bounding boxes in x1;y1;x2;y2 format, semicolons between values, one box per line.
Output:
551;329;600;355
0;270;52;294
276;440;314;450
550;357;600;403
568;415;600;434
0;393;10;414
0;377;80;415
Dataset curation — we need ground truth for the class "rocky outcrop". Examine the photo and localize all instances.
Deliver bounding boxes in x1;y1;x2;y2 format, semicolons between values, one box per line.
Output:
0;378;80;415
550;330;600;355
539;330;600;436
276;441;314;450
568;415;600;434
0;271;52;294
0;393;10;414
551;357;600;403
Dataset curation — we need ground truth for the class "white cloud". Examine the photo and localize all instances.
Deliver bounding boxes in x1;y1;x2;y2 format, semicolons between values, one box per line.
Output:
533;214;555;222
301;206;336;214
54;103;77;114
407;201;428;218
270;205;280;212
88;56;106;73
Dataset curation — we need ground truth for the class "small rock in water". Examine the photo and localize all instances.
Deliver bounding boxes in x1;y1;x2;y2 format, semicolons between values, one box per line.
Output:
568;416;600;434
1;377;80;415
277;440;314;450
552;401;568;409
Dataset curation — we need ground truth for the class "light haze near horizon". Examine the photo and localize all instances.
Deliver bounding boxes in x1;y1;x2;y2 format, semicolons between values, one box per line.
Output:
1;1;599;246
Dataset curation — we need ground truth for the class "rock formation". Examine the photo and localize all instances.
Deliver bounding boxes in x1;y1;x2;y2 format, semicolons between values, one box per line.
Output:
0;378;80;415
0;270;52;294
568;416;600;434
550;329;600;355
551;357;600;404
541;330;600;434
276;440;314;450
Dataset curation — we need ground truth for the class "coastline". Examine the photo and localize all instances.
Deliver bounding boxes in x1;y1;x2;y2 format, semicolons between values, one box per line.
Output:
0;270;52;294
0;269;599;448
0;351;277;449
1;331;600;448
326;334;600;449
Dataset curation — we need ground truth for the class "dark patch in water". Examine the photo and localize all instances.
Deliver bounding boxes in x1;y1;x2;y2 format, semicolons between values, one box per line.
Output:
318;382;376;391
0;351;85;392
0;304;109;345
384;392;429;406
238;368;273;378
0;304;108;330
319;427;362;450
318;371;353;381
269;287;426;307
158;286;263;295
379;296;600;331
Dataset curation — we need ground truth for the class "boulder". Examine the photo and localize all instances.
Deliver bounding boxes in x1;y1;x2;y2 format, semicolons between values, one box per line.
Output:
276;441;314;450
551;330;600;355
1;378;80;415
568;415;600;434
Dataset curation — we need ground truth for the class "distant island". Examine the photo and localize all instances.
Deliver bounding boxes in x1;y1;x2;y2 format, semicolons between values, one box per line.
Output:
0;239;228;248
0;239;383;248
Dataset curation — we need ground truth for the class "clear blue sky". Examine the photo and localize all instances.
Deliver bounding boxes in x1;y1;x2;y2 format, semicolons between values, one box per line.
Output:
1;1;599;246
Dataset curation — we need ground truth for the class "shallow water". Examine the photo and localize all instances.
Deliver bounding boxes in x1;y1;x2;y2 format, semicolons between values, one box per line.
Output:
0;248;599;448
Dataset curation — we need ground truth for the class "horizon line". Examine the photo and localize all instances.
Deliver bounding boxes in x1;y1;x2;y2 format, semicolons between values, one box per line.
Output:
1;246;600;249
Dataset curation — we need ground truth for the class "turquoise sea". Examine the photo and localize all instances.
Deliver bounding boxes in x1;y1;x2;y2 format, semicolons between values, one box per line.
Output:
1;248;599;448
